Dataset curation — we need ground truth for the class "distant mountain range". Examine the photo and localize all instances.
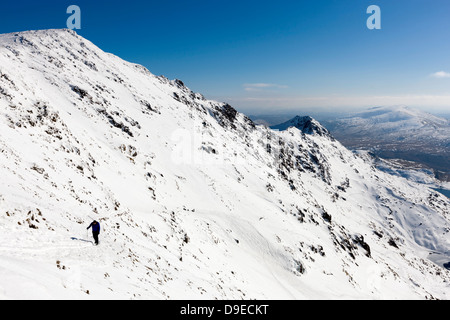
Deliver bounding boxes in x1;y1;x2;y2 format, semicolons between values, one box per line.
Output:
323;105;449;139
320;106;450;181
267;106;450;181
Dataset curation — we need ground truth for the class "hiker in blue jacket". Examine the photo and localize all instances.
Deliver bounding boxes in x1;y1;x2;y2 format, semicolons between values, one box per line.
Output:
87;220;101;245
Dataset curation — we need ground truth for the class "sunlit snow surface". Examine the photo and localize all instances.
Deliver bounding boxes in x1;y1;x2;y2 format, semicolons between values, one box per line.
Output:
0;29;449;299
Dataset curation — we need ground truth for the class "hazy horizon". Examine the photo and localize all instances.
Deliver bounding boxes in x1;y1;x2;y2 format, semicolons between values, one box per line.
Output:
245;105;450;119
244;105;450;128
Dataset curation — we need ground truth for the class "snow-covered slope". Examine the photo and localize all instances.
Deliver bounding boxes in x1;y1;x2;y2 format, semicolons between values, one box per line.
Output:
0;29;449;300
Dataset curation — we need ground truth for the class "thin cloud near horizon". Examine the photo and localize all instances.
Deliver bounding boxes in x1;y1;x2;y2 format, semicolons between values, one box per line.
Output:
243;83;289;92
430;71;450;78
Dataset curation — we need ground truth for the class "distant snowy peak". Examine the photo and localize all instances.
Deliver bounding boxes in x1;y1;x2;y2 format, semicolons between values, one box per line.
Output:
325;105;450;138
344;105;448;128
322;105;450;181
271;115;333;138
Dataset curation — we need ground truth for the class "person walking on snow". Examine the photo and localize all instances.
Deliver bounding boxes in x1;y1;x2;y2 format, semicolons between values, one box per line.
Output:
87;220;101;245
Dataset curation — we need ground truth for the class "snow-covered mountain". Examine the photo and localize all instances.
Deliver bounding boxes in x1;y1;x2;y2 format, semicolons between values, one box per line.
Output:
328;105;448;130
322;106;450;180
0;29;449;299
271;116;332;138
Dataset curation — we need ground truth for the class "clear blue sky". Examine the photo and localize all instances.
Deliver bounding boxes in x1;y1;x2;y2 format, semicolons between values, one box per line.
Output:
1;0;450;114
